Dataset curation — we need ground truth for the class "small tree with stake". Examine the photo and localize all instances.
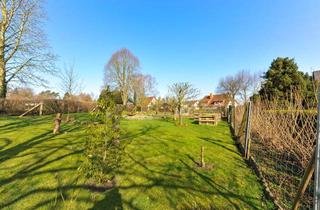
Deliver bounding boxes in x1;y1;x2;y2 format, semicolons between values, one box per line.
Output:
80;87;122;184
169;82;199;125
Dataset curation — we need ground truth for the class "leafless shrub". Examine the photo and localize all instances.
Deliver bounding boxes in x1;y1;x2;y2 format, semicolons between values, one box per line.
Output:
0;99;95;115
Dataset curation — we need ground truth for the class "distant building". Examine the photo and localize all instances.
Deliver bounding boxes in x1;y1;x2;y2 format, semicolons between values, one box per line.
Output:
200;93;230;107
141;96;156;111
200;93;236;108
184;100;200;110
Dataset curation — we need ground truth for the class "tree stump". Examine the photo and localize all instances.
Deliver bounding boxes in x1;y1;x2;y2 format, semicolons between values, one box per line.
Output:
53;113;62;134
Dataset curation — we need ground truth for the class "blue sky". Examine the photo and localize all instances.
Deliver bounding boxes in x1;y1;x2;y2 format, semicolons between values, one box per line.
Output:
44;0;320;97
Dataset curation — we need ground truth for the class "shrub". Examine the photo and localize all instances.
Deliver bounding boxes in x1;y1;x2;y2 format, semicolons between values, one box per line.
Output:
80;87;122;183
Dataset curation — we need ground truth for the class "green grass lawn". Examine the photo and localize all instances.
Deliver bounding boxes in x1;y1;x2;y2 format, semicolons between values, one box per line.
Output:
0;114;274;209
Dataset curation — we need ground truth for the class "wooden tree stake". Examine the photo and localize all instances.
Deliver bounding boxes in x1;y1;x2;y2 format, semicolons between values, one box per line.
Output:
201;146;205;167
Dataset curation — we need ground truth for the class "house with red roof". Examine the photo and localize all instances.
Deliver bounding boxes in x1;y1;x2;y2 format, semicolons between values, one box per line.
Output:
199;93;237;109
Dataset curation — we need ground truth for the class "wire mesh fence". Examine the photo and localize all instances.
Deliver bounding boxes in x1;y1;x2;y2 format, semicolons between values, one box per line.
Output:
234;105;247;146
232;95;316;210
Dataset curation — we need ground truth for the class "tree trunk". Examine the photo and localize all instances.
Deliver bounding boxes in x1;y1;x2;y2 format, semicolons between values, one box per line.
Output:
53;113;62;134
178;105;182;125
0;27;6;99
0;64;6;99
122;92;128;107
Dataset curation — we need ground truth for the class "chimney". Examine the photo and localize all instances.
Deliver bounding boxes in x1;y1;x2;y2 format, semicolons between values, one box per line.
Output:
209;93;213;99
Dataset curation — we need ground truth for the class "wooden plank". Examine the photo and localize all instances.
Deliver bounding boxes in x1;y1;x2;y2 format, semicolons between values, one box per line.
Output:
292;149;315;210
19;103;41;117
314;70;320;210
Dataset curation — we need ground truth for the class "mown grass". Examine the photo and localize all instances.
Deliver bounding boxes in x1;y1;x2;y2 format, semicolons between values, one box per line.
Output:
0;114;274;209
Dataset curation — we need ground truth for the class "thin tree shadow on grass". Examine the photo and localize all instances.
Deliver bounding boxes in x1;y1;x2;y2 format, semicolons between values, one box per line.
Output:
0;121;88;209
179;159;260;210
0;116;52;134
89;152;266;210
199;137;240;155
0;138;12;151
0;125;81;163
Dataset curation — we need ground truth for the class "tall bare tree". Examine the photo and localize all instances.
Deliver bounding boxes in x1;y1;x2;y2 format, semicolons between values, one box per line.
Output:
0;0;55;98
169;82;199;125
132;73;156;107
104;48;139;106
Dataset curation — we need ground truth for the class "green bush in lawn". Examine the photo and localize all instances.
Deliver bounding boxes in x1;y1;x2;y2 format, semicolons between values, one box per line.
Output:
80;87;122;183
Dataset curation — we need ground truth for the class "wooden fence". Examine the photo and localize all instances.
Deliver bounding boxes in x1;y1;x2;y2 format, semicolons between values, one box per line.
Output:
0;99;95;116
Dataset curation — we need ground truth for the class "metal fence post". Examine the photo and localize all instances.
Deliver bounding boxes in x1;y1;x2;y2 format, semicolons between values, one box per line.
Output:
244;101;252;159
313;70;320;210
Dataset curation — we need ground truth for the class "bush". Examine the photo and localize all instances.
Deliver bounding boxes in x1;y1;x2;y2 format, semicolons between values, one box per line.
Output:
80;88;122;183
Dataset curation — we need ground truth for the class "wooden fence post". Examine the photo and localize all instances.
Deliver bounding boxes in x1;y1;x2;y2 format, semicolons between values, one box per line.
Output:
244;101;252;159
314;71;320;210
229;105;235;133
292;149;315;210
238;105;248;139
39;102;43;116
227;105;232;123
201;146;205;167
233;105;236;131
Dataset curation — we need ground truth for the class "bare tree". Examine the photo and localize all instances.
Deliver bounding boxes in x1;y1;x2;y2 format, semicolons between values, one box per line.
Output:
60;63;81;99
0;0;56;98
7;87;34;99
60;63;81;121
169;82;199;125
237;70;253;103
237;70;264;102
217;74;242;128
153;96;163;114
163;96;176;115
217;75;241;106
252;71;263;95
132;73;157;107
104;48;139;106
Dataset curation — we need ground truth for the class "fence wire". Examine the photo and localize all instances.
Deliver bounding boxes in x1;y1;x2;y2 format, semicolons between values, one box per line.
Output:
233;96;316;210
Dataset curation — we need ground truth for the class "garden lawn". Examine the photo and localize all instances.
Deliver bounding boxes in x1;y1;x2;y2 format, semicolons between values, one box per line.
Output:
0;114;274;209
